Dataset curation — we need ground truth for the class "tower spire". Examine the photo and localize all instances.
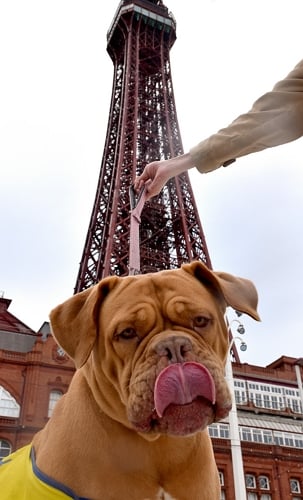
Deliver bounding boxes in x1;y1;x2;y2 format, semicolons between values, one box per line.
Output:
75;0;212;293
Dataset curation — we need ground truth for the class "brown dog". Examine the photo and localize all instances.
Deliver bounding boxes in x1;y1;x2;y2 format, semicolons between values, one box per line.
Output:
30;261;259;499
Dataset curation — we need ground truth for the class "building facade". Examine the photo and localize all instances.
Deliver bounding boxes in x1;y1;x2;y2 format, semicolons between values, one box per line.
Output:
0;295;302;498
212;357;303;499
0;296;75;453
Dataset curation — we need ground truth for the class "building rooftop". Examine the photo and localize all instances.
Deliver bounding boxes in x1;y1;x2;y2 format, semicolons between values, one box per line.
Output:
0;296;37;352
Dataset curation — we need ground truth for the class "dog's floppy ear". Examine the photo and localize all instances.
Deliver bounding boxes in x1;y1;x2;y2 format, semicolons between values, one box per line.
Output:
49;276;119;368
182;261;260;321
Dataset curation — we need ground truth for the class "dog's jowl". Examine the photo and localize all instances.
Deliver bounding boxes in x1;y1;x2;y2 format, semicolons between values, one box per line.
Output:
0;261;260;500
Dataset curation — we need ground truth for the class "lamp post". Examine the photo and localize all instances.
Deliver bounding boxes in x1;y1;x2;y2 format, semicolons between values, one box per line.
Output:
226;318;247;500
294;358;303;414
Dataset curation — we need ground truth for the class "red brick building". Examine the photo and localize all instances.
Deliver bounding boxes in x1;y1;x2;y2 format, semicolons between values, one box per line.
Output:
212;358;303;499
1;295;302;499
0;296;75;452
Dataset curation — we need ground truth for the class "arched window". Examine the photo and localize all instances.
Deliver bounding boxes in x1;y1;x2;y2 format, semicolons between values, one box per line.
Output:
0;439;12;458
259;475;270;490
48;390;63;418
0;386;20;417
245;473;272;499
245;474;256;489
290;478;301;494
218;470;226;500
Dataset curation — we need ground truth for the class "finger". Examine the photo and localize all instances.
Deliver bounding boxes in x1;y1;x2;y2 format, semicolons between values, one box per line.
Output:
145;180;159;199
134;178;144;191
145;180;157;200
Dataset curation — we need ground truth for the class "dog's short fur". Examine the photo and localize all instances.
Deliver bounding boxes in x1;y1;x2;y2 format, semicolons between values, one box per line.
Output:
29;261;259;499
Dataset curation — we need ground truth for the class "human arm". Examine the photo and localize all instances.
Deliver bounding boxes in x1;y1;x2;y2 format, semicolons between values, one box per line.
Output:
191;59;303;173
136;60;303;197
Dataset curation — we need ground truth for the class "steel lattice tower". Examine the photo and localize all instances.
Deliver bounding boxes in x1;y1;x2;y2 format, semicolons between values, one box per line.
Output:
75;0;212;293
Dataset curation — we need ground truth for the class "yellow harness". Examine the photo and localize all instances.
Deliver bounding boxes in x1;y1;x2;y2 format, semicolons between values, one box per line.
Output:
0;445;89;499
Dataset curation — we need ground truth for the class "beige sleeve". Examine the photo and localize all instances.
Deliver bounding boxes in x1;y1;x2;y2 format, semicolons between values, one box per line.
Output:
190;60;303;173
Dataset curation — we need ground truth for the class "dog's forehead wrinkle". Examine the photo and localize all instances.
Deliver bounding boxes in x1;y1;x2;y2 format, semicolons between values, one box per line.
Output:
103;277;155;312
125;274;157;298
150;273;195;304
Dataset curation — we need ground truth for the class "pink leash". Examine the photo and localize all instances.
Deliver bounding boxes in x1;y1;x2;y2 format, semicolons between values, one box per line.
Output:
129;185;148;275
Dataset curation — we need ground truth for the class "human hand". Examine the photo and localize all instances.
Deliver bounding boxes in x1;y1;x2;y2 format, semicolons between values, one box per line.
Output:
134;153;194;199
134;160;173;199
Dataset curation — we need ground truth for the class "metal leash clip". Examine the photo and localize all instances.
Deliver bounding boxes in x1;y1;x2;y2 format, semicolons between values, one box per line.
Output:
129;184;145;211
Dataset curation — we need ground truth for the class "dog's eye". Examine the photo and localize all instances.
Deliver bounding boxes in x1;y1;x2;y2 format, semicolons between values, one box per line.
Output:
193;316;210;328
118;328;137;340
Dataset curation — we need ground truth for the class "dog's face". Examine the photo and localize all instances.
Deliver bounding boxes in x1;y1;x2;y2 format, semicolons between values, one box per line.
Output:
50;261;259;438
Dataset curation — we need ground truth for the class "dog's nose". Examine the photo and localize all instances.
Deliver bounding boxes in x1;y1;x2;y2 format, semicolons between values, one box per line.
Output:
155;336;192;363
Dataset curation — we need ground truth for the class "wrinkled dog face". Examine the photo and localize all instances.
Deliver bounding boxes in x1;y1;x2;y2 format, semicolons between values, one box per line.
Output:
50;261;259;438
100;271;232;436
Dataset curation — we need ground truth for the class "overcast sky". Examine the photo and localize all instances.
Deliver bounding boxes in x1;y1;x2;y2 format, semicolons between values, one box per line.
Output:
1;0;302;367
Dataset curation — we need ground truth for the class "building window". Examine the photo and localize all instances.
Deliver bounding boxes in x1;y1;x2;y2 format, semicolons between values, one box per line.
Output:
245;474;256;489
291;399;301;413
218;424;229;439
285;388;296;396
208;423;230;439
273;431;303;449
0;386;20;418
246;473;272;499
252;429;263;443
208;424;218;438
271;396;279;409
241;427;253;442
284;435;294;447
235;389;247;405
247;493;258;500
48;390;63;418
259;475;270;490
237;426;302;448
234;379;245;388
255;393;262;407
290;479;301;494
0;439;12;458
273;432;284;446
263;430;274;444
218;471;226;500
295;436;303;448
247;380;301;412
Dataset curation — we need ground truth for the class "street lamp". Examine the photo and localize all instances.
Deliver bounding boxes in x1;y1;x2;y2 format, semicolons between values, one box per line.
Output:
294;358;303;415
235;337;247;352
225;317;247;500
230;318;246;337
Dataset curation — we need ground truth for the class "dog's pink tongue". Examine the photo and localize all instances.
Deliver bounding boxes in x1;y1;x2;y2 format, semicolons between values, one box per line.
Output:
154;362;216;418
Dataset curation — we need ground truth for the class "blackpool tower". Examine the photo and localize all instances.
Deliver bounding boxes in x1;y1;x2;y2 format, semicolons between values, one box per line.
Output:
74;0;212;293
